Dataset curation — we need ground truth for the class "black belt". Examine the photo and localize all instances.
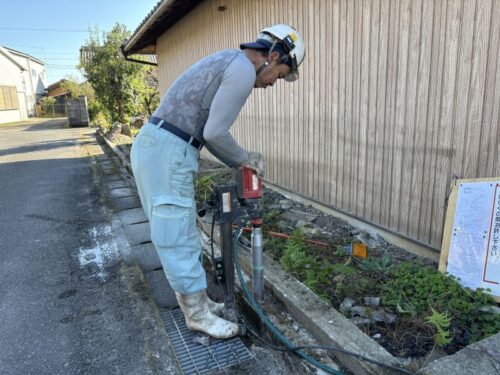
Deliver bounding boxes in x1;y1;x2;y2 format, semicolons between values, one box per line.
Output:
149;116;203;150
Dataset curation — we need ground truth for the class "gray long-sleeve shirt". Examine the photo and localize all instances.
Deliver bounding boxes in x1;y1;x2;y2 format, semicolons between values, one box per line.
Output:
152;49;255;167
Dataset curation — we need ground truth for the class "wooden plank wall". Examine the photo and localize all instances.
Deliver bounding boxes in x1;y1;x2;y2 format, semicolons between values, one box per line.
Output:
155;0;500;249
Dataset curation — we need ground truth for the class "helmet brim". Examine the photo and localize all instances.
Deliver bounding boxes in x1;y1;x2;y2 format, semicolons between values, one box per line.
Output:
240;41;271;50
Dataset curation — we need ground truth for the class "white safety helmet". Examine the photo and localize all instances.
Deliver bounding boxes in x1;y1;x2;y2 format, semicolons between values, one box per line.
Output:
240;24;305;82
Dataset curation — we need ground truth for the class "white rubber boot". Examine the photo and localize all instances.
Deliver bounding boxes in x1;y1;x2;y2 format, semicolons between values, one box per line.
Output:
207;297;224;315
175;290;239;339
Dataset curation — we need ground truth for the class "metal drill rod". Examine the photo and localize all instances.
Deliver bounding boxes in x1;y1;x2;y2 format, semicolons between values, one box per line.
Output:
251;225;264;303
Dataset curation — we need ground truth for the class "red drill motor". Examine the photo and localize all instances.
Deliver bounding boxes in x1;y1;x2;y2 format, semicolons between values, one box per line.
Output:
233;166;263;224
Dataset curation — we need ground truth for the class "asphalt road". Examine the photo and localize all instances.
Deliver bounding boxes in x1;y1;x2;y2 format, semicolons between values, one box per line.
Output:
0;119;159;375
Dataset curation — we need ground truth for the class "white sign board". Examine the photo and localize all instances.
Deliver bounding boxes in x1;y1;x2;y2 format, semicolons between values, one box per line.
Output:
442;181;500;298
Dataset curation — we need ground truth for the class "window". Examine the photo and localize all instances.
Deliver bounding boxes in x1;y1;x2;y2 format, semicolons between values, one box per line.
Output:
31;69;36;78
0;86;20;110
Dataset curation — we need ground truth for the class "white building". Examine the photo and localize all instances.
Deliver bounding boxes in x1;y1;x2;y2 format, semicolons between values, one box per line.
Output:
0;46;47;123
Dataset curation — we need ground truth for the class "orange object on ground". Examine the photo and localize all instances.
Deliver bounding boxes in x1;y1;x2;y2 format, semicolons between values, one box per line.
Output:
351;243;367;259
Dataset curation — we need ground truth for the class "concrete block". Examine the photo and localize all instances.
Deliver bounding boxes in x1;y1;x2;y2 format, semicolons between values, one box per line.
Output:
104;175;122;182
144;269;178;309
130;242;161;272
282;209;318;224
419;332;500;375
123;222;150;246
109;187;135;198
106;180;129;190
101;167;118;175
95;155;109;162
117;208;147;225
113;196;142;211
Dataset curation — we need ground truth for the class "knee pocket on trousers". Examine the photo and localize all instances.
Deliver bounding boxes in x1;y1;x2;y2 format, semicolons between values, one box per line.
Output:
151;203;193;247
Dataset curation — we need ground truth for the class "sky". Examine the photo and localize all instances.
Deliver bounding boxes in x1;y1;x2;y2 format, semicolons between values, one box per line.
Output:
0;0;159;85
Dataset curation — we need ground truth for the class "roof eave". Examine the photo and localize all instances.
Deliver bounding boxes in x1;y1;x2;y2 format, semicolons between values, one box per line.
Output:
123;0;202;56
3;46;45;66
0;46;27;71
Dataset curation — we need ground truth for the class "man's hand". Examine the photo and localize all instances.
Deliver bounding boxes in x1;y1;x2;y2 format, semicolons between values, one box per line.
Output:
245;151;265;177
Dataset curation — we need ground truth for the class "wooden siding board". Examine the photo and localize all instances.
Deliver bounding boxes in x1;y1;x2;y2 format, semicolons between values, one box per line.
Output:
337;0;347;211
290;0;298;192
314;0;322;201
319;0;328;202
380;0;399;227
408;0;434;239
430;0;462;246
463;0;491;178
351;0;361;215
365;0;380;221
490;1;500;176
390;0;410;231
450;0;474;182
372;0;390;223
309;0;323;199
324;0;334;204
283;0;290;189
344;0;355;212
400;0;422;235
419;0;447;242
478;0;499;178
297;1;304;194
357;0;371;218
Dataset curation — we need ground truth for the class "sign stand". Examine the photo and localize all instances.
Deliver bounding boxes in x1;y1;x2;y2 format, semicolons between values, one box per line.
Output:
440;178;500;303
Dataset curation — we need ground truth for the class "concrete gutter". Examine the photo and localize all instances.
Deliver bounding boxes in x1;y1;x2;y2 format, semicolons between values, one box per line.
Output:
418;331;500;374
89;135;180;374
97;130;133;176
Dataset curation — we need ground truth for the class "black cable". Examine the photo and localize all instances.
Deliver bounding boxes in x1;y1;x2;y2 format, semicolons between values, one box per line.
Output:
210;211;216;262
246;327;415;375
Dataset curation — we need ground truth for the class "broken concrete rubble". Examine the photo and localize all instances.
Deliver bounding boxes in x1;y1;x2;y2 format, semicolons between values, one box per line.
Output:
339;298;355;313
363;297;381;307
349;306;397;324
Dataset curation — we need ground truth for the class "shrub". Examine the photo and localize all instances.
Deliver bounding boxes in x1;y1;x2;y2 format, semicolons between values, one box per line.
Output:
93;111;112;132
382;262;500;345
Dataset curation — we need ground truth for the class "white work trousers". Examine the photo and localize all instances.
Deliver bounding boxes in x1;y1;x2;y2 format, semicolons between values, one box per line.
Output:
130;123;207;294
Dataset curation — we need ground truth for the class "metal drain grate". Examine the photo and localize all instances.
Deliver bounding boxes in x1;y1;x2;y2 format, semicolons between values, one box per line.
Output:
162;309;253;375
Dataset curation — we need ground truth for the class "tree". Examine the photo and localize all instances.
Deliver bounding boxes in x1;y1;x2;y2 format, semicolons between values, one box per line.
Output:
80;24;157;123
131;66;160;116
39;96;55;115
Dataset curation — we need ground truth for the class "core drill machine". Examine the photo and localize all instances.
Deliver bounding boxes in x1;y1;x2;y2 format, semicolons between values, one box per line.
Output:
198;166;264;326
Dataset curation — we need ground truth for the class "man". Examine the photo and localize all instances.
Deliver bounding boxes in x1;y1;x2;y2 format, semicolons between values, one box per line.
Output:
130;24;305;339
